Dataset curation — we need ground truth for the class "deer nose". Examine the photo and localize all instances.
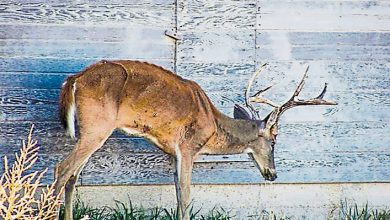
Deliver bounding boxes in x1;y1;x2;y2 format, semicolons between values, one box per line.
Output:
264;168;277;181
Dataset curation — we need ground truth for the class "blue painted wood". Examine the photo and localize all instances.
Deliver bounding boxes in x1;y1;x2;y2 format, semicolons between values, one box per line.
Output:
0;1;174;27
0;0;389;185
0;58;174;73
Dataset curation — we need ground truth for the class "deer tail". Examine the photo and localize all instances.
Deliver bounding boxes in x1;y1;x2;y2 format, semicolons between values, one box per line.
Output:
59;76;77;139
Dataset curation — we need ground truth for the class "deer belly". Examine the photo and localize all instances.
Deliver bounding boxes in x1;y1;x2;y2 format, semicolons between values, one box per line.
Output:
120;127;166;151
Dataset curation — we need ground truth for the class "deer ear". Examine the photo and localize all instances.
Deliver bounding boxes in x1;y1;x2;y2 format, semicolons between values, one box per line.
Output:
233;104;251;120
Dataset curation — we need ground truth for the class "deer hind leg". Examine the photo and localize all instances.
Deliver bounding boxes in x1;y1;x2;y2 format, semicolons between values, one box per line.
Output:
54;128;113;220
62;160;86;220
174;146;195;220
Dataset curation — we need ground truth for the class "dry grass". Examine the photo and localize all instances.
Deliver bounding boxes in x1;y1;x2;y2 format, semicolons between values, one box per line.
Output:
0;125;63;220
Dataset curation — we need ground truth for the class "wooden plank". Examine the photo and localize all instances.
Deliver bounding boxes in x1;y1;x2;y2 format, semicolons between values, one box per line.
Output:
177;31;254;63
258;0;390;16
0;2;174;27
4;0;172;4
257;0;390;31
0;40;173;60
178;60;390;78
177;0;256;30
80;151;390;184
4;81;386;106
256;45;390;61
0;57;174;73
257;32;390;46
0;89;59;105
0;24;174;43
191;74;389;93
1;89;388;122
1;121;388;154
0;73;68;89
2;150;385;185
256;32;390;61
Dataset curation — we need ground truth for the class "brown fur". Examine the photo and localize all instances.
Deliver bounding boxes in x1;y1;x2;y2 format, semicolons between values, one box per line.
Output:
56;60;275;220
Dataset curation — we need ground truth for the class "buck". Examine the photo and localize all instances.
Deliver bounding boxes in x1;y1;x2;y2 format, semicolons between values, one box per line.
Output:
55;60;336;220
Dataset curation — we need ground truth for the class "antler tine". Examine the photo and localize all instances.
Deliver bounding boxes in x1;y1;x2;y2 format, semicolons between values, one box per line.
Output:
245;63;280;113
245;63;268;118
265;66;337;129
249;83;279;108
291;65;309;100
281;66;337;110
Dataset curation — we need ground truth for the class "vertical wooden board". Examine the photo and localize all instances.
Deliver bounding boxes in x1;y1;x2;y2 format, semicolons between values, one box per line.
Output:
177;0;256;30
0;2;174;27
177;31;255;63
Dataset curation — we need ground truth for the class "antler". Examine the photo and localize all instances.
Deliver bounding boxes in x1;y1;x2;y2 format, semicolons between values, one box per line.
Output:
245;63;278;119
264;66;337;129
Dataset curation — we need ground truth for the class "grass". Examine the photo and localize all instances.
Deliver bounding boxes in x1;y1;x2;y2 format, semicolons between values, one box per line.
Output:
59;199;390;220
59;197;232;220
329;199;390;220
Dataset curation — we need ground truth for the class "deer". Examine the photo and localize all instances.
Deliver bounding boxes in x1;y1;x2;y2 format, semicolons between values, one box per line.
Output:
54;60;337;220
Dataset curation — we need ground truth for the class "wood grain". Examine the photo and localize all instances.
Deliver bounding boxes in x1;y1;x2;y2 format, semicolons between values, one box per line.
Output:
257;45;390;61
1;0;389;185
2;150;388;185
1;88;388;123
256;31;390;61
0;40;173;60
0;57;174;73
257;0;390;31
84;150;390;184
1;121;388;154
0;24;174;45
257;32;390;46
0;2;174;27
177;31;254;63
177;0;256;30
258;0;390;16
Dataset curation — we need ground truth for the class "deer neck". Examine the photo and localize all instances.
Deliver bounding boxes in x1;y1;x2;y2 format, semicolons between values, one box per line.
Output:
208;114;259;154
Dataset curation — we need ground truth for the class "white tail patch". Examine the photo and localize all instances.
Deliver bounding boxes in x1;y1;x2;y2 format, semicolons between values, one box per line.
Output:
67;82;77;139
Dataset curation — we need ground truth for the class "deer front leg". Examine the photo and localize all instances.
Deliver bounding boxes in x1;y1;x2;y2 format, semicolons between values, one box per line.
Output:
173;148;194;220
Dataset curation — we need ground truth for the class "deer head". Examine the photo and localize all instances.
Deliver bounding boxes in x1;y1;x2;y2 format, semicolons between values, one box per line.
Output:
234;64;337;181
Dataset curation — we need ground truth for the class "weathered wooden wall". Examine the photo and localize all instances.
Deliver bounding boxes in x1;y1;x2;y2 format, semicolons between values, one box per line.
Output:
0;0;389;185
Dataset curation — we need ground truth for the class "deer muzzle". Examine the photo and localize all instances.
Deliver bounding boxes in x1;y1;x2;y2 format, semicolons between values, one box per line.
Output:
263;168;277;181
